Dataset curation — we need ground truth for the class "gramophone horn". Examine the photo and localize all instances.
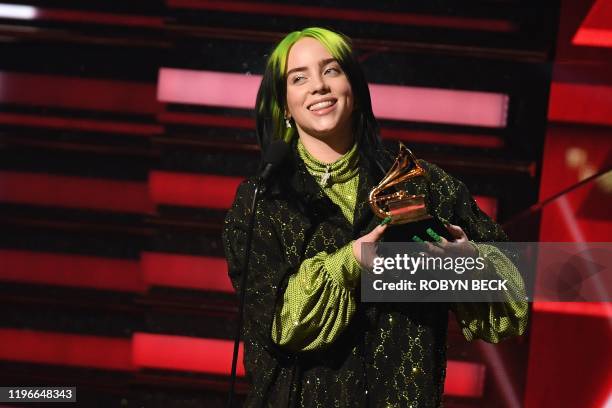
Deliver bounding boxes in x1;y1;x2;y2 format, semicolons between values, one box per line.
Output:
368;142;430;225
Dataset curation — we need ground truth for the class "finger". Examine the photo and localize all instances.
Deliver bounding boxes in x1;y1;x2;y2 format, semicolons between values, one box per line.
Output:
370;223;388;241
425;228;442;243
425;241;444;256
445;223;465;239
437;236;448;247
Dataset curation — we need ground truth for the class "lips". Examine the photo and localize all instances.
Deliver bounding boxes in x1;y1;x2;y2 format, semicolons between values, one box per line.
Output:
307;98;337;111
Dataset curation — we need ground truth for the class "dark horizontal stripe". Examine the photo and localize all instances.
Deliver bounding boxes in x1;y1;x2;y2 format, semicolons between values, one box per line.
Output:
169;0;516;32
158;147;258;176
0;204;225;257
0;112;163;136
0;19;170;50
37;7;164;28
147;220;226;258
0;282;139;308
0;211;147;259
1;302;144;338
156;131;528;178
17;2;165;15
168;22;548;63
0;202;147;231
154;133;258;153
190;0;519;17
1;294;237;339
0;134;155;159
0;148;154;180
0;120;517;174
0;281;235;318
553;61;612;86
0;40;162;81
383;128;504;149
158;110;255;129
0;102;157;123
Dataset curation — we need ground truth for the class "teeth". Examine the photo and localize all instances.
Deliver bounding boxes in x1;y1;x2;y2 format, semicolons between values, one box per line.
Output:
309;100;335;111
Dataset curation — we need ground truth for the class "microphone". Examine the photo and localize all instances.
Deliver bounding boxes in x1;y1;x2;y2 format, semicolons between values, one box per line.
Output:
259;140;290;181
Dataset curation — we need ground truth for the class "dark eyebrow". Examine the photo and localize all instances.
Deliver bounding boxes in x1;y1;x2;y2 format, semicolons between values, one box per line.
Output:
286;58;338;77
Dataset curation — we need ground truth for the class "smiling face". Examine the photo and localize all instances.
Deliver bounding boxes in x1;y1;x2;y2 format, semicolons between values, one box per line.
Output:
285;37;354;147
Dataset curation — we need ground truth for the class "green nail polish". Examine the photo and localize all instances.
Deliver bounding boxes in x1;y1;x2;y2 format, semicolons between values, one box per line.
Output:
380;216;392;226
426;228;442;243
412;235;424;243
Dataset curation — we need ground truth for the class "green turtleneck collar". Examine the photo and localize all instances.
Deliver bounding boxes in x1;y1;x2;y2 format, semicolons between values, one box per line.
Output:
297;139;359;187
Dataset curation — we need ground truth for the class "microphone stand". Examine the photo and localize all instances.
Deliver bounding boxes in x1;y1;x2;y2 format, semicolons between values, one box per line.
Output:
225;140;288;407
226;179;263;408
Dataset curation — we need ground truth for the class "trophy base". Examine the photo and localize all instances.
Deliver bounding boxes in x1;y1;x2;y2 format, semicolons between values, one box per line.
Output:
386;195;430;225
388;211;432;225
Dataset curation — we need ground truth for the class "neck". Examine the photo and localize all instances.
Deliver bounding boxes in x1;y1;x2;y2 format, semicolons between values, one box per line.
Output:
297;126;354;164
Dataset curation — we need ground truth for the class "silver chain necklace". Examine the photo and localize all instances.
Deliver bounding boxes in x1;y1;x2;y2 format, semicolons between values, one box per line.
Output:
320;165;332;187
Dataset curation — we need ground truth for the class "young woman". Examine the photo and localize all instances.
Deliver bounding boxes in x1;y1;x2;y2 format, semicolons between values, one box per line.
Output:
222;27;528;407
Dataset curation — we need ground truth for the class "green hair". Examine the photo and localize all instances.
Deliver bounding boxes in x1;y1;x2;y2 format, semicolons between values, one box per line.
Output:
255;27;384;167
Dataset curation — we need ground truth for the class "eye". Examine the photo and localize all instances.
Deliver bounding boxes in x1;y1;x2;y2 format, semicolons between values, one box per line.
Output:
291;74;305;84
325;66;340;75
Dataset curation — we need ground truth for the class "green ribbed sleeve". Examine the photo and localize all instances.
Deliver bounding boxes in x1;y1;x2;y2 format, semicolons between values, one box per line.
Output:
452;243;529;343
271;243;361;351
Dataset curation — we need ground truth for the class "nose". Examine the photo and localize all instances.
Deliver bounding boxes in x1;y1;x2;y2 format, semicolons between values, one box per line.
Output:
310;73;329;94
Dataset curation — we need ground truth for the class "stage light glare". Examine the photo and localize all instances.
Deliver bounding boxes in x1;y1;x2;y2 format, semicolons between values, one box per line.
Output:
0;3;38;19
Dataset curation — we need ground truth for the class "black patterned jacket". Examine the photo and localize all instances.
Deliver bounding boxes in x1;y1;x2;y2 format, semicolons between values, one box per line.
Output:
222;142;516;407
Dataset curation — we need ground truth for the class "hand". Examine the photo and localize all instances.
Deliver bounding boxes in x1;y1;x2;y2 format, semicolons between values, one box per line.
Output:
352;223;388;268
424;223;478;258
